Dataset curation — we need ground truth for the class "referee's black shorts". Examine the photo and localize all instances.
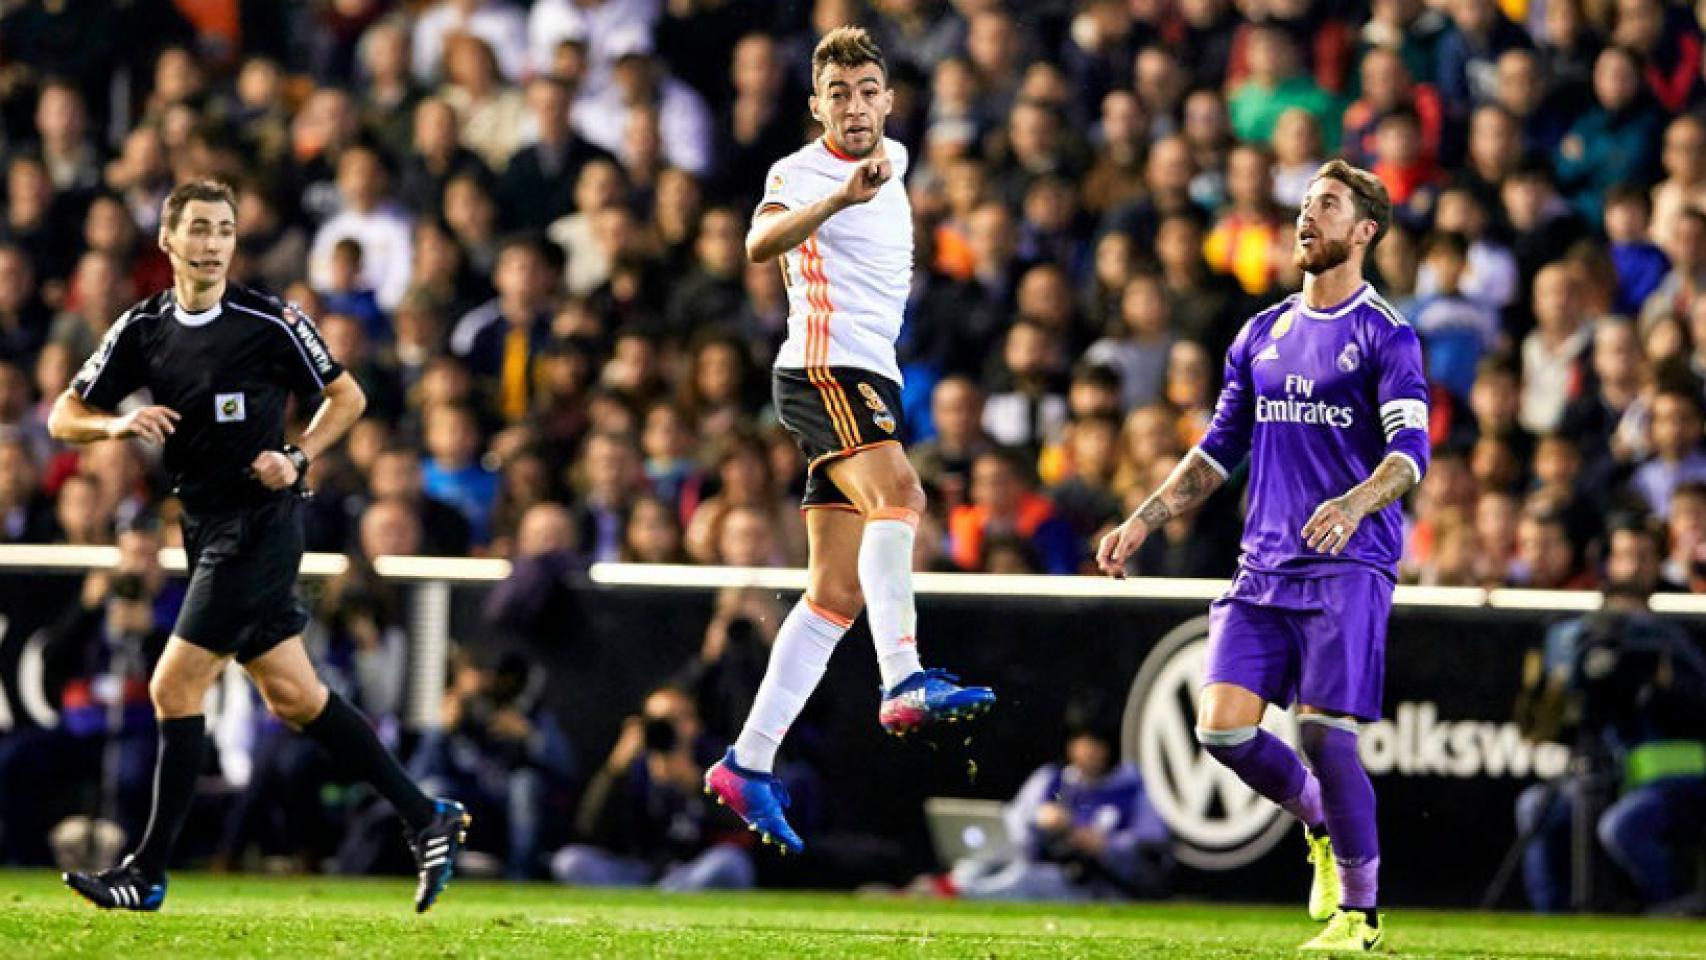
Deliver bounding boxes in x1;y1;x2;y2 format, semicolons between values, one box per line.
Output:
174;494;310;663
772;366;905;510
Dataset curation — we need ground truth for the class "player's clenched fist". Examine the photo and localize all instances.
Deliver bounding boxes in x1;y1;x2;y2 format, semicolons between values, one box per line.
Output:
249;449;299;490
836;157;891;207
1095;516;1151;579
105;405;180;444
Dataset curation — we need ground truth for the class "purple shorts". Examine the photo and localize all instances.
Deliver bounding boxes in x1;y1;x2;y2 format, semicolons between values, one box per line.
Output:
1203;565;1392;721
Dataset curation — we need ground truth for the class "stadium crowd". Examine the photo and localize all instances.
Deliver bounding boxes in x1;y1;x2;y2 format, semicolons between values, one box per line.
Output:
0;0;1704;586
2;0;1706;894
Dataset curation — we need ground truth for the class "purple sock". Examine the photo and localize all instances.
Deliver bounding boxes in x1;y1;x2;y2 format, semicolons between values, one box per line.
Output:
1301;717;1379;909
1198;727;1324;828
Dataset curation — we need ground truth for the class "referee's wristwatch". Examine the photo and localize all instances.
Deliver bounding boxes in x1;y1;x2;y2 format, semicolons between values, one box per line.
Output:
282;443;311;495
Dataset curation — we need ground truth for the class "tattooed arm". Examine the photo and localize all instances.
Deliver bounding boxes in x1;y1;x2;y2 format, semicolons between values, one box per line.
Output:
1096;449;1227;578
1300;453;1420;555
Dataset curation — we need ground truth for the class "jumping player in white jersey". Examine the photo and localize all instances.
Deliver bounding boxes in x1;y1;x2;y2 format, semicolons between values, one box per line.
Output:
703;26;996;854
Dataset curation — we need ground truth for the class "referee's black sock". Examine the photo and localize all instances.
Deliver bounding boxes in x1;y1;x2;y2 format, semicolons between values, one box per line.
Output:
131;715;207;882
303;690;436;831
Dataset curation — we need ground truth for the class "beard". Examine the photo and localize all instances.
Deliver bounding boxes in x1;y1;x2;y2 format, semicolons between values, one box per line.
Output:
1293;230;1355;275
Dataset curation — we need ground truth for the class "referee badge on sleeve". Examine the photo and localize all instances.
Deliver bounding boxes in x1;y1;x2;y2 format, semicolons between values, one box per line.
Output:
215;392;246;423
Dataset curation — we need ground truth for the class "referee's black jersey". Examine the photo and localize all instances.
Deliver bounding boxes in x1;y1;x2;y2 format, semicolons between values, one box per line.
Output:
69;283;345;513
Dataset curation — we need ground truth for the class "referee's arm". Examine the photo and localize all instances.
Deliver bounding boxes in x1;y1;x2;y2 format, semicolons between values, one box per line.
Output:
294;371;366;462
48;390;180;445
251;372;364;491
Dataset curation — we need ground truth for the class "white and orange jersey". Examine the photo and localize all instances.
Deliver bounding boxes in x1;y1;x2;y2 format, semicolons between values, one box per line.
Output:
757;136;912;385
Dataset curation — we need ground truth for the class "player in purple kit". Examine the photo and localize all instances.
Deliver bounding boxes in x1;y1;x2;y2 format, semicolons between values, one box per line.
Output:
1098;161;1426;953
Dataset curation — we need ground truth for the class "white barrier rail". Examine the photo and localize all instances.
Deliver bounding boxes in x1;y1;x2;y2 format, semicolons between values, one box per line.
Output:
0;545;1704;613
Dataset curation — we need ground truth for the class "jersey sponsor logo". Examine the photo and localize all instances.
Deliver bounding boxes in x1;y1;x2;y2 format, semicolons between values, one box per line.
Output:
1123;618;1298;870
1337;342;1361;373
215;392;246;422
1257;375;1355;428
284;303;336;374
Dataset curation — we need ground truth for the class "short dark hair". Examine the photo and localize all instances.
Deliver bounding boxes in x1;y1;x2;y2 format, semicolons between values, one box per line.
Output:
1422;230;1470;260
812;26;886;90
1603;184;1652;216
162;179;238;231
1309;159;1392;248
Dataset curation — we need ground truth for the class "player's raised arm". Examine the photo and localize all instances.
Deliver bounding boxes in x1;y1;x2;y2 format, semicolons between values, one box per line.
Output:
746;157;891;263
1097;319;1258;578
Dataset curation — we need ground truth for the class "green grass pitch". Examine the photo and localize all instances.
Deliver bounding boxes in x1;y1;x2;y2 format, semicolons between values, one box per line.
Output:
0;870;1699;958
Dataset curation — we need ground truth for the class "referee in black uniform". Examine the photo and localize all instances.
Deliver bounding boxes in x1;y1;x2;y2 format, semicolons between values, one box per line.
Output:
51;180;469;913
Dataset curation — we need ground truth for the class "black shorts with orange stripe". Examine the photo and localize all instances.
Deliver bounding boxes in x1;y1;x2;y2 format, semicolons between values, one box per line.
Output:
773;366;905;509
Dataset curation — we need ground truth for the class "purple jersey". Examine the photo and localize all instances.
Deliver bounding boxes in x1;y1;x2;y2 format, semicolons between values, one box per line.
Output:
1195;283;1429;580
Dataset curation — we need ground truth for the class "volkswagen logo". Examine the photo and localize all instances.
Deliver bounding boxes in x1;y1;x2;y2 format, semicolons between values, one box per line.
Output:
1122;616;1299;870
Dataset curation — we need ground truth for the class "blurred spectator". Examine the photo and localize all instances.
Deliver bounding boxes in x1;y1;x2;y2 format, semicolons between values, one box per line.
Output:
0;434;55;543
1413;231;1501;400
949;450;1080;574
0;523;175;864
1560;317;1649;475
1228;26;1339;151
1475;490;1522;586
450;235;556;423
1086;273;1172;411
1601;187;1669;318
1435;0;1532;110
1514;503;1594;589
1204;145;1286;297
551;686;751;891
1631;384;1706;520
683;432;804;567
984;320;1068;455
487;501;587;640
501;77;615;232
419;648;576;879
355;17;424;162
911;376;994;513
1514;517;1706;912
570;430;644;563
421;403;500;546
1492;48;1568;158
1554;46;1663;226
442;34;528;171
927;714;1171;901
309;145;414;312
413;0;530;87
621;494;687;564
0;244;49;363
574;30;713;179
1518;264;1590;435
399;97;490;220
1642;209;1706;328
1372;107;1440;231
1650;115;1706;249
1271;109;1325;211
1661;481;1706;590
1341;48;1442;171
367;444;473;558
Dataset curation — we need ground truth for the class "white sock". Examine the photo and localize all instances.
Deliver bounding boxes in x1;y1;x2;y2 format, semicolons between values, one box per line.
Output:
860;509;924;690
732;599;849;773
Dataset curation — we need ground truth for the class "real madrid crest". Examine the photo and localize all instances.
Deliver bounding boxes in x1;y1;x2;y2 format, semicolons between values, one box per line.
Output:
1337;342;1361;373
1271;312;1294;340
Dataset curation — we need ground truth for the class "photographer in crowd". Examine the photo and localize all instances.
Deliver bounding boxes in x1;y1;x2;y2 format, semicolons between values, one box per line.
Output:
1515;516;1706;912
0;518;180;866
550;685;753;891
413;649;576;880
